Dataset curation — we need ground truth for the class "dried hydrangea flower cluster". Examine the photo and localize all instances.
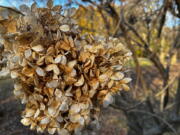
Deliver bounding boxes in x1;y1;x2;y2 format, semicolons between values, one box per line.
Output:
1;1;132;135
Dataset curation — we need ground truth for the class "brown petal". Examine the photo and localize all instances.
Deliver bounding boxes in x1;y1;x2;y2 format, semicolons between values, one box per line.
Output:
22;67;34;77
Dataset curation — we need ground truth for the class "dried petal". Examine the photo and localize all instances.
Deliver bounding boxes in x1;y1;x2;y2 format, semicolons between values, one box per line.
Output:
120;77;132;83
21;118;31;126
46;80;59;88
59;101;69;111
68;60;77;68
48;107;57;117
34;109;40;118
60;55;67;65
48;128;56;134
11;71;19;78
58;129;69;135
40;117;50;124
55;89;63;98
36;67;46;76
25;109;35;117
56;115;63;122
111;65;122;71
54;55;62;63
74;75;84;86
46;64;60;75
70;104;81;114
14;83;22;90
32;45;44;52
60;25;70;32
24;49;32;58
111;72;124;81
103;93;114;108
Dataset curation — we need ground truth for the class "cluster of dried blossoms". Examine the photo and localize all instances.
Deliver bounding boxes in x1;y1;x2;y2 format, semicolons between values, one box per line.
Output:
1;1;132;135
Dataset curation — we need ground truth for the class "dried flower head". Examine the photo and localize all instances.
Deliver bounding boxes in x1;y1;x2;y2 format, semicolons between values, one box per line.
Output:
1;1;132;134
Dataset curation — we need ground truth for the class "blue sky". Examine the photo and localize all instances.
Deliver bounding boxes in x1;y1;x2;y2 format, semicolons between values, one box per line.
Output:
0;0;79;8
0;0;179;27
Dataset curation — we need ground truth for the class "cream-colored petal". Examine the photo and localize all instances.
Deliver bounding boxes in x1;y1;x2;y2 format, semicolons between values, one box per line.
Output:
60;25;70;32
24;49;32;58
46;80;59;88
103;93;114;108
32;45;44;52
36;67;46;76
21;118;31;126
111;72;124;81
74;75;84;86
58;128;69;135
40;117;50;124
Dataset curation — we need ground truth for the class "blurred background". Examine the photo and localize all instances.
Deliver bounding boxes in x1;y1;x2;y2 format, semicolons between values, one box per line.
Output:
0;0;180;135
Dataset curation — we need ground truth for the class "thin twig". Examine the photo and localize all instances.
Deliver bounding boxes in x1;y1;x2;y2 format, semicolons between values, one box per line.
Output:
128;110;178;135
155;76;178;97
